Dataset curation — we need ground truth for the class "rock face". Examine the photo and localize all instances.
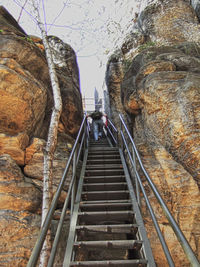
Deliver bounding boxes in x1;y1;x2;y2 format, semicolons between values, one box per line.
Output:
138;0;200;45
0;6;83;266
48;36;83;137
0;154;41;266
121;43;200;266
106;1;200;266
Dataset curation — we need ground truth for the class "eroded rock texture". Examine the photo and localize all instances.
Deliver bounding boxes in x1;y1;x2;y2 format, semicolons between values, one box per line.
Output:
121;43;200;266
0;154;41;266
0;6;83;266
106;1;200;266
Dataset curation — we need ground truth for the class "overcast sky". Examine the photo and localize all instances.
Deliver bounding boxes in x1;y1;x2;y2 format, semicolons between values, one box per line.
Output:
0;0;138;105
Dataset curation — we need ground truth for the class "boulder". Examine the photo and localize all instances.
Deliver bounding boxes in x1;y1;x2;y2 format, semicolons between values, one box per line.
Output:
24;135;75;203
138;0;200;45
0;132;29;165
0;57;47;137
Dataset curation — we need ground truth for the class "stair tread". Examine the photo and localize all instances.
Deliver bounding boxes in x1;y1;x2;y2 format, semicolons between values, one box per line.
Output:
70;259;147;267
82;190;129;195
74;239;143;249
78;211;135;224
84;175;125;179
76;224;138;234
87;155;120;159
80;200;132;204
83;182;127;186
86;164;123;168
78;211;134;215
87;159;121;162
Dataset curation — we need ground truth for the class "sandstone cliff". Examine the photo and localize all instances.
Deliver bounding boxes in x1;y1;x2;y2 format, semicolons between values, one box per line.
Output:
106;0;200;266
0;6;83;266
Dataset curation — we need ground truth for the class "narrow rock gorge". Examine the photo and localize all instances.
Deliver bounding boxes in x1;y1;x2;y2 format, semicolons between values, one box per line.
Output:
0;6;83;266
106;0;200;266
0;0;200;266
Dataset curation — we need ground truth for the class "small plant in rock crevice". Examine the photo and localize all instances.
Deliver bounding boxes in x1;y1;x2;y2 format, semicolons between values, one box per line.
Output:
138;41;156;52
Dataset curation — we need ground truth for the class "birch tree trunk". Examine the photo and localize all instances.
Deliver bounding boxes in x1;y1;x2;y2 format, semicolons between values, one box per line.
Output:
31;1;62;266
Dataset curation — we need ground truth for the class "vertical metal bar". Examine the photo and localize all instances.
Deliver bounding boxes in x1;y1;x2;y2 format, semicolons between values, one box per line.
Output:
120;118;124;151
132;145;140;206
71;149;77;217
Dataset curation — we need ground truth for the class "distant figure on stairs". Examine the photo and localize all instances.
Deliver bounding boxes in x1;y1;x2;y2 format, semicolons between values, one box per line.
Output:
90;110;103;141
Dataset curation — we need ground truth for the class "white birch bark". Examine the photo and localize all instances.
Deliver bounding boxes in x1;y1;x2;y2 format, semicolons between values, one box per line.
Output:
31;1;62;266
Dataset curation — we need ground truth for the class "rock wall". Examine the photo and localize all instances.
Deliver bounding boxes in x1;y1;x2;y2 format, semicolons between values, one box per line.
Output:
106;0;200;266
0;6;83;266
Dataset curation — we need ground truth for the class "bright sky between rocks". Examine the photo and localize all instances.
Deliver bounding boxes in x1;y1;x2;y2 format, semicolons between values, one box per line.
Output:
0;0;140;105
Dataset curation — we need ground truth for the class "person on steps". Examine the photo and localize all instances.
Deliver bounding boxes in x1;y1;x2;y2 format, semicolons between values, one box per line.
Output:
90;110;103;141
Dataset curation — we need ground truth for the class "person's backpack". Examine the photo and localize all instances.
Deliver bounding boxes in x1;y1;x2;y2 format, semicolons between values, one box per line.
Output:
91;111;102;120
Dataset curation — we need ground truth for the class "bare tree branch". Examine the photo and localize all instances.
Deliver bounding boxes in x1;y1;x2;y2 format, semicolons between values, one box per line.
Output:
17;0;28;22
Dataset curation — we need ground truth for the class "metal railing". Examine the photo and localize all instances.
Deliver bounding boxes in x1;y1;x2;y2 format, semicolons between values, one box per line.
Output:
115;113;199;267
106;118;118;146
27;113;199;267
27;115;88;267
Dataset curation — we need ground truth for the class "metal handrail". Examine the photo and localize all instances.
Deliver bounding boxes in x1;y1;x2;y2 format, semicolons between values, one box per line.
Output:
106;118;118;145
27;115;88;267
118;113;200;266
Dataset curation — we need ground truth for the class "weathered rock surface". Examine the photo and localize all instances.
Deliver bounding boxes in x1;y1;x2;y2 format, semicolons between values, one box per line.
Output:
24;135;74;197
48;36;83;137
0;57;47;137
122;44;200;187
0;7;83;140
138;0;200;45
0;132;29;165
105;56;126;130
0;154;41;266
120;44;200;266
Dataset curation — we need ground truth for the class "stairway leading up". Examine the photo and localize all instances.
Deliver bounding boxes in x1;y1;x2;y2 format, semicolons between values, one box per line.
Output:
64;137;155;267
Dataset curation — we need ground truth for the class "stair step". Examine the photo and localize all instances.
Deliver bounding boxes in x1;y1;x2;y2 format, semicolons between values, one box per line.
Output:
82;183;128;192
85;171;124;176
76;224;138;234
82;190;129;201
89;147;118;151
88;151;119;156
80;199;132;204
78;211;135;224
86;164;123;170
84;176;126;183
73;240;143;250
70;259;147;267
87;154;121;160
80;201;131;211
87;159;122;165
